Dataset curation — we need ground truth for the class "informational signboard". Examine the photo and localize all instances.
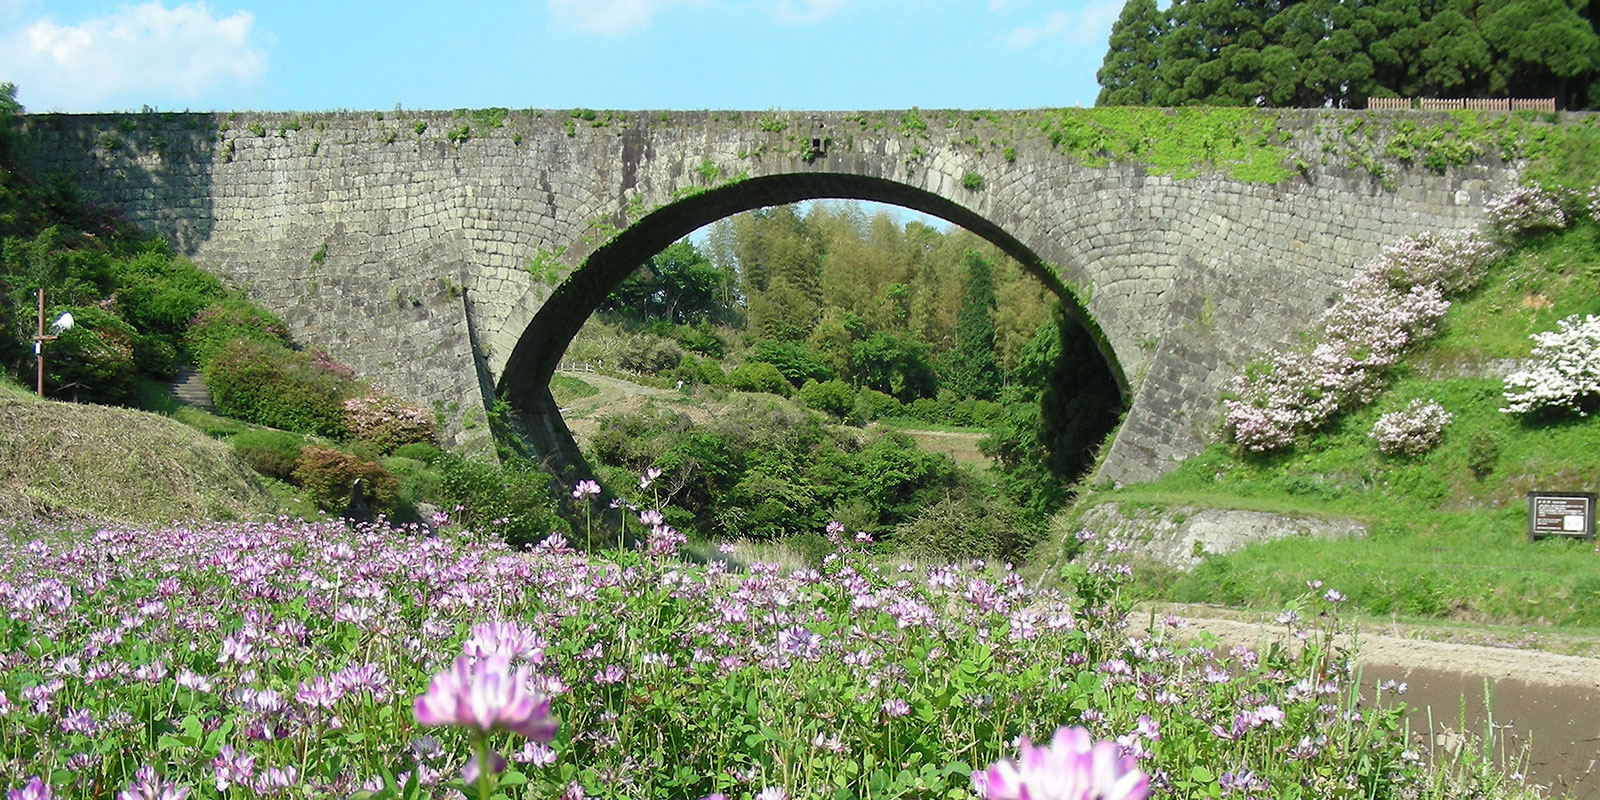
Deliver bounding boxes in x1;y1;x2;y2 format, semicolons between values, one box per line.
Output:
1526;492;1596;542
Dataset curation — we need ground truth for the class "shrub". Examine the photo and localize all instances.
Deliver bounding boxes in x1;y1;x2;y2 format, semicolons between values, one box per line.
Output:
670;354;726;387
1466;432;1501;478
343;392;438;453
183;298;291;367
132;332;178;378
726;361;791;395
849;387;901;422
751;339;832;386
1501;313;1600;416
204;339;351;438
1369;399;1452;456
42;305;138;403
798;378;855;418
1485;185;1567;236
291;445;398;514
1225;253;1456;451
433;453;567;548
392;441;443;464
231;429;307;482
1376;230;1500;295
892;494;1035;562
111;250;226;338
616;334;683;375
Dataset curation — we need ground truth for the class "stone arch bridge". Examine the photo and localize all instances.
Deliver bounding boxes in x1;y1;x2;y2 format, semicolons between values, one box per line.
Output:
21;108;1518;486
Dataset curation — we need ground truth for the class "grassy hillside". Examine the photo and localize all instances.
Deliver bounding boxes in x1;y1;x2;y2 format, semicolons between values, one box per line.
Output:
0;374;280;522
1049;212;1600;628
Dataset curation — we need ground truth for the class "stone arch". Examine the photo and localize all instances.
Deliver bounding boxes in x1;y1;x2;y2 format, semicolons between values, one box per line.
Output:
498;172;1129;482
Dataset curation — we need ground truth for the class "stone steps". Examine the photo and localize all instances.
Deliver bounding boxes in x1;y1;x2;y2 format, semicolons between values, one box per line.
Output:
169;365;215;412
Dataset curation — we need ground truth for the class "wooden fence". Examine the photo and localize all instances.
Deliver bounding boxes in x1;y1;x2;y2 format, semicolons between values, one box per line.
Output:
1367;97;1556;112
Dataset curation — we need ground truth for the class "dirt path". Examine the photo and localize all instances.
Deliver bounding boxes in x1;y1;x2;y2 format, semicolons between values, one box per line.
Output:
1153;603;1600;689
1157;603;1600;797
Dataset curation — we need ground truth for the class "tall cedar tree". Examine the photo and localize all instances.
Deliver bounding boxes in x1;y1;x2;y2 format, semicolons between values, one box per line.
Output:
943;249;1002;401
1097;0;1600;108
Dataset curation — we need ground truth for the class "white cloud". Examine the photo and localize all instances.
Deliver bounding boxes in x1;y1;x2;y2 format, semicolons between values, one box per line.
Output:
0;2;264;110
547;0;708;35
768;0;850;24
1003;2;1120;51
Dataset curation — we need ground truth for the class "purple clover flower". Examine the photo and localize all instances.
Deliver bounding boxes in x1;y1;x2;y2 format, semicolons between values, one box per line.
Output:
6;778;51;800
972;726;1148;800
413;654;557;741
117;767;190;800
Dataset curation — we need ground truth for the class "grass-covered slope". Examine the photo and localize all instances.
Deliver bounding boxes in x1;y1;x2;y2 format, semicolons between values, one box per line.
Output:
0;375;277;522
1057;212;1600;628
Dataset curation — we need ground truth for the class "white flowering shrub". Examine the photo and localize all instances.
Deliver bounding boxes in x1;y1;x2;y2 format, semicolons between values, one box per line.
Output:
1501;314;1600;416
1485;185;1567;236
1370;399;1453;456
1588;187;1600;223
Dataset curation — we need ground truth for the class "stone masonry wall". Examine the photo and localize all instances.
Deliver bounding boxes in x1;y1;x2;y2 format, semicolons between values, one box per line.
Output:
18;108;1523;479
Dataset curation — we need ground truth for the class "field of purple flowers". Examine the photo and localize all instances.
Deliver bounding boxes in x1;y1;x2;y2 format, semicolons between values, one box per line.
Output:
0;510;1545;800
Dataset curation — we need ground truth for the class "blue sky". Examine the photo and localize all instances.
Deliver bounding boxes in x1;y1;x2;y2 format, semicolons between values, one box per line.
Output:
0;0;1122;114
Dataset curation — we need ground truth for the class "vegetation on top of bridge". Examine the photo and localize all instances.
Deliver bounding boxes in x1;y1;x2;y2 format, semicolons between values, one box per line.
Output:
23;99;1600;193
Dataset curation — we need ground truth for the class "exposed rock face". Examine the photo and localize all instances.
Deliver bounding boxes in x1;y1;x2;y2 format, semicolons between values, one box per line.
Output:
1079;502;1366;570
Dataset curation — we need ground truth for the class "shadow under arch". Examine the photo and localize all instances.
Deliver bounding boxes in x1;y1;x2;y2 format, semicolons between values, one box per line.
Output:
498;172;1129;490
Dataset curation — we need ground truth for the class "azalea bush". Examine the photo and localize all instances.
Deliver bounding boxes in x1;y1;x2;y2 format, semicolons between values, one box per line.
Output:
344;393;439;453
1223;248;1464;452
1370;399;1453;456
1223;199;1512;452
1484;185;1568;236
0;508;1505;800
1501;313;1600;417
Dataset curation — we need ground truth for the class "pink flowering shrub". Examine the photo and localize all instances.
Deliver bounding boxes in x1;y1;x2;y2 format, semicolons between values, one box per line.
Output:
1224;220;1500;452
1224;269;1453;452
1370;399;1453;456
1376;230;1501;295
1501;314;1600;416
342;392;438;453
1484;185;1568;236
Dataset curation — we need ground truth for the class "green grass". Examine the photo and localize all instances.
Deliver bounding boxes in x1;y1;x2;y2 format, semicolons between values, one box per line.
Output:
873;415;991;434
549;373;599;405
1068;220;1600;628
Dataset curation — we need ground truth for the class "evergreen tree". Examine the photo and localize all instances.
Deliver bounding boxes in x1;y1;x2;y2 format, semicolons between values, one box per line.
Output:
943;250;1002;401
1097;0;1167;106
1096;0;1600;108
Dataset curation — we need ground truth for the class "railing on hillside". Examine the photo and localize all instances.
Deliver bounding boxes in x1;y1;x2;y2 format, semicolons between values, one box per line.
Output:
556;360;646;381
1367;97;1557;112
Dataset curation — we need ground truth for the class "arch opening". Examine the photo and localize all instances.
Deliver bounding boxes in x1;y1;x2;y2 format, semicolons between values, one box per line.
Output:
497;174;1129;510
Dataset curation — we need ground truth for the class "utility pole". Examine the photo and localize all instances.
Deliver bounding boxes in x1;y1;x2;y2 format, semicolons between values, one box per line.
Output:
32;288;58;397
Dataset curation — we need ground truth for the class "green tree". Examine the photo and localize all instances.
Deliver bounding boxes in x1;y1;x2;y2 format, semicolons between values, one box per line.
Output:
601;240;730;324
1097;0;1167;106
1481;0;1600;105
942;249;1002;400
851;330;936;402
985;311;1123;516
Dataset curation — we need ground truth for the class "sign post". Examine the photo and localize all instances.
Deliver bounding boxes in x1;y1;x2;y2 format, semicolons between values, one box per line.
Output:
1526;492;1596;543
32;288;57;397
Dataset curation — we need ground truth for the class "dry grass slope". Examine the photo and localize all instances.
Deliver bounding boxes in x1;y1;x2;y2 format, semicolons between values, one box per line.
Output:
0;388;277;523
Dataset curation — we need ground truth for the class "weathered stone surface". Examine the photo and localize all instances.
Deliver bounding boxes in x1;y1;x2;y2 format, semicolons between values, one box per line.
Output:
1079;502;1366;571
16;108;1526;482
